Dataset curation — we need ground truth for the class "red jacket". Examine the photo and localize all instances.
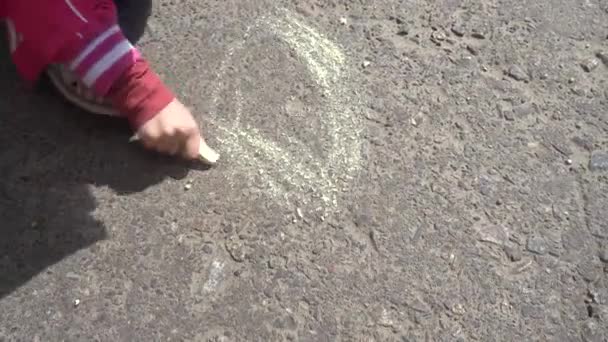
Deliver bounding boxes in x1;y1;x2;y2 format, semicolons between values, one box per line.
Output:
1;0;173;128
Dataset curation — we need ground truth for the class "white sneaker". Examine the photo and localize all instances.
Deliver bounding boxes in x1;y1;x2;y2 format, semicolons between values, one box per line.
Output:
46;64;120;116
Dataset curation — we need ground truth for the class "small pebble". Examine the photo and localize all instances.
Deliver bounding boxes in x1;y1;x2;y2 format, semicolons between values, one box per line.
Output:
466;44;479;56
451;303;466;315
568;78;575;84
590;151;608;171
451;24;465;37
362;60;371;68
599;246;608;263
566;159;573;165
339;17;347;25
507;65;529;82
577;262;600;283
587;289;600;304
571;87;586;96
504;246;522;262
184;183;192;191
296;208;304;219
479;176;492;196
396;24;409;36
457;56;473;67
471;30;486;39
581;58;600;72
526;236;547;255
225;239;247;262
74;299;80;307
520;304;544;319
295;4;314;17
268;255;285;269
66;272;80;280
411;116;420;126
513;102;534;117
496;102;510;116
430;31;447;44
596;51;608;66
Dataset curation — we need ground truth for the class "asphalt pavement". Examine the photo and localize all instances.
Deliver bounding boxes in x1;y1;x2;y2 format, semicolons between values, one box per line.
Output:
1;0;608;340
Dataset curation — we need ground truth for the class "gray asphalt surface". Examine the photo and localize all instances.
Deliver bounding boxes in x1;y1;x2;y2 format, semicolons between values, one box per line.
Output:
1;0;608;341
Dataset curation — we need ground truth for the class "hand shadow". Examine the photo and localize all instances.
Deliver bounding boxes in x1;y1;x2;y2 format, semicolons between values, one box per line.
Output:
0;1;204;299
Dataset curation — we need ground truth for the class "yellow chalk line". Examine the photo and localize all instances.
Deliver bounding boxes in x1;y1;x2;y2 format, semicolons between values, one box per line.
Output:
210;11;363;209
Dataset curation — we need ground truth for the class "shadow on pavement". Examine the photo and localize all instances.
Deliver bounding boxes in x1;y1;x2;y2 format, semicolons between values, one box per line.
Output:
0;0;196;299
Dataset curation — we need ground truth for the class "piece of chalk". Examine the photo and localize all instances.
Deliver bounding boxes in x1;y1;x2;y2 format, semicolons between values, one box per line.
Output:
129;135;219;165
198;138;220;164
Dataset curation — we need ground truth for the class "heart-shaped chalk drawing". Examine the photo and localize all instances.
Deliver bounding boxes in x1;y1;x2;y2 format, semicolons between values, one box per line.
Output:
209;10;364;211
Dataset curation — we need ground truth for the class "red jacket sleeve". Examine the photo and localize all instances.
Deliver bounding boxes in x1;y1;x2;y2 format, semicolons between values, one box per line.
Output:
107;58;175;129
5;0;128;87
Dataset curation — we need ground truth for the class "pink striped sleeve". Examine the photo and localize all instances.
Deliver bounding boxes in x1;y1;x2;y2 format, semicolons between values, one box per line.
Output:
68;24;140;96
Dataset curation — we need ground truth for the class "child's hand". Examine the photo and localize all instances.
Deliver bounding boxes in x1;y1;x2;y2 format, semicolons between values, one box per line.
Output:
136;98;216;161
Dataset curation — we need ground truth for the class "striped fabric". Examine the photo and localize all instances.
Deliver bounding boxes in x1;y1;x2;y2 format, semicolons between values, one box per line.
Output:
69;24;140;95
0;0;140;96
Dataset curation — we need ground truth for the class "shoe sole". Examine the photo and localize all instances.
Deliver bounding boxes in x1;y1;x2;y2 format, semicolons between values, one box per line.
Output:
46;66;120;117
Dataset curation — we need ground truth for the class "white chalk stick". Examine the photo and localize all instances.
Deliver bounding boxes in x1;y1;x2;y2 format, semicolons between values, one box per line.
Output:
129;135;219;165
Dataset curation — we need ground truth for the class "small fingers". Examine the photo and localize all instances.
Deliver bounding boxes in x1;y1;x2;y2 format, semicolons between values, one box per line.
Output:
156;134;181;156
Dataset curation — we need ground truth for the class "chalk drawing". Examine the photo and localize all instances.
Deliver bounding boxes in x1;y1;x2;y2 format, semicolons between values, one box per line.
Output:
209;10;363;211
203;260;225;293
